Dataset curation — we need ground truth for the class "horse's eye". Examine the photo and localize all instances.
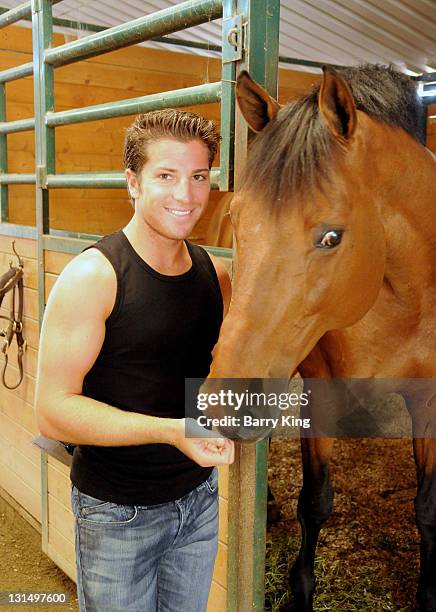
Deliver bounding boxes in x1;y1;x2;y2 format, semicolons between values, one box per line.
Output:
316;229;343;249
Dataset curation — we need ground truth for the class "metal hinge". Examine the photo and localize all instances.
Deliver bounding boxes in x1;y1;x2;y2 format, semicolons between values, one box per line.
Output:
36;164;47;189
222;14;245;64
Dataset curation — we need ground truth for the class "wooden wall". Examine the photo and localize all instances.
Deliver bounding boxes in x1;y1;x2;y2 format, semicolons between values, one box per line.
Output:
0;237;40;522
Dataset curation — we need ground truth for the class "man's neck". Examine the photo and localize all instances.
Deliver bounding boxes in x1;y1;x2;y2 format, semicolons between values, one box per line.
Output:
122;217;192;276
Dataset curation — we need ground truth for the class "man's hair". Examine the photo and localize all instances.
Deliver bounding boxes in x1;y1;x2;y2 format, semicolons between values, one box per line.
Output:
123;109;220;175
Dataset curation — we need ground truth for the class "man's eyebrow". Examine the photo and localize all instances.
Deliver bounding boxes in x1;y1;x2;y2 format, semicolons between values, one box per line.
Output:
155;167;210;173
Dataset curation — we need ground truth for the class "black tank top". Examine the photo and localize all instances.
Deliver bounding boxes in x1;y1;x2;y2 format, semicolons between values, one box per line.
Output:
70;229;223;505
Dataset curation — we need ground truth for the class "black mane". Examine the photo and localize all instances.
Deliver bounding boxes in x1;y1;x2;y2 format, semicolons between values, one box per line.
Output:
240;64;424;206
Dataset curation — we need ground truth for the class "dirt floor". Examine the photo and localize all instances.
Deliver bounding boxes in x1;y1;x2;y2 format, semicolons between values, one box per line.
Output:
267;438;420;611
0;438;420;612
0;497;78;612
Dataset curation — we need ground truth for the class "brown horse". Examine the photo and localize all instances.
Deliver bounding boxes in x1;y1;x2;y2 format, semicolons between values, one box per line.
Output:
201;65;436;610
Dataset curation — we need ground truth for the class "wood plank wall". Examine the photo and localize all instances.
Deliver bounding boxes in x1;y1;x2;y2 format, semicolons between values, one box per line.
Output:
0;237;40;521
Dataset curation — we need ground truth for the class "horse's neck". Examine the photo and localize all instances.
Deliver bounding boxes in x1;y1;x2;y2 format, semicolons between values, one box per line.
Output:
378;136;436;294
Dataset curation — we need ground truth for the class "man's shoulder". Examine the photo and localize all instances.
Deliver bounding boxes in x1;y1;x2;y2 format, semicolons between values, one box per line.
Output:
50;248;117;309
62;247;115;284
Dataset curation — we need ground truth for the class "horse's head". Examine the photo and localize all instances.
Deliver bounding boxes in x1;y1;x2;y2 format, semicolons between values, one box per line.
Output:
209;66;413;379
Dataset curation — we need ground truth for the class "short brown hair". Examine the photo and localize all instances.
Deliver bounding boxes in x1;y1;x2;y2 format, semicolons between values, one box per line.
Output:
123;109;220;175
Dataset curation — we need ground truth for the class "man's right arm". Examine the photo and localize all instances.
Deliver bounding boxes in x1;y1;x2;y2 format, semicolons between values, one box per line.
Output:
35;249;234;466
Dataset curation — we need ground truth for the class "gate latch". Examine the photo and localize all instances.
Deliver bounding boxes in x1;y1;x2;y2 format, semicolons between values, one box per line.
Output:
222;14;244;63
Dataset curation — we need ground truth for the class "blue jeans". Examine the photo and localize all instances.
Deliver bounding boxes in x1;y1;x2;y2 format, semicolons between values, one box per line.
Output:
71;469;218;612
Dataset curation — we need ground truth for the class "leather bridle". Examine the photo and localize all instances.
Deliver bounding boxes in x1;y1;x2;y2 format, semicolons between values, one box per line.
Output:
0;241;26;390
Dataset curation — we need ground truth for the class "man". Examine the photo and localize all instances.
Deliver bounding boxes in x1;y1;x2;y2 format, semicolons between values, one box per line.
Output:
35;109;234;612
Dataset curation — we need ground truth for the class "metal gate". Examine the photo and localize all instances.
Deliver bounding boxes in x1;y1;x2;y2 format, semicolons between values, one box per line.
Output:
0;1;281;610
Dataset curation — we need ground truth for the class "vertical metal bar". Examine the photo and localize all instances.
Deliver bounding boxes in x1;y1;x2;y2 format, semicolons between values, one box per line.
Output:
0;83;8;221
219;0;236;192
32;0;54;555
227;1;280;611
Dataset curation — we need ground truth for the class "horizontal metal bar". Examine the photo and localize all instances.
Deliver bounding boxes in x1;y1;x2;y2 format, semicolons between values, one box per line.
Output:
204;245;232;259
46;168;221;189
47;172;126;188
44;0;222;67
0;173;36;184
43;233;232;257
50;15;107;33
0;222;37;239
0;5;221;53
0;4;106;32
0;1;31;30
153;35;221;53
0;62;33;84
0;118;35;134
44;233;96;254
46;82;222;126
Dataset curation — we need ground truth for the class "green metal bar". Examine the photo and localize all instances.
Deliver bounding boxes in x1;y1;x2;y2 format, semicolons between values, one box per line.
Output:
226;2;280;611
203;245;232;258
253;439;269;608
0;118;35;134
0;5;221;53
46;82;222;127
42;232;233;257
0;62;34;84
246;4;279;609
218;0;236;192
33;0;55;558
45;168;221;189
43;233;95;254
47;172;126;188
0;1;31;29
0;222;37;239
153;35;221;53
44;0;223;67
0;83;8;222
0;173;36;184
46;14;106;33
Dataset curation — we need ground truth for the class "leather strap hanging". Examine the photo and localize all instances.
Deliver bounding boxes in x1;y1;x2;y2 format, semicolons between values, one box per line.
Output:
0;241;26;389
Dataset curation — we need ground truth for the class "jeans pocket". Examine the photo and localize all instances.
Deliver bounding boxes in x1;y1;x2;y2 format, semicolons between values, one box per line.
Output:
204;468;218;496
76;489;138;525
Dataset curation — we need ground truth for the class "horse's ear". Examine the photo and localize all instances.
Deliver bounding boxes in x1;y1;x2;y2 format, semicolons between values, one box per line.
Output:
236;70;280;133
319;66;356;142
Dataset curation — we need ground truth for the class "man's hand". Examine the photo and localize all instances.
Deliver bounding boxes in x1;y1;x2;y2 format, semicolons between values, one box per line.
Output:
172;419;235;467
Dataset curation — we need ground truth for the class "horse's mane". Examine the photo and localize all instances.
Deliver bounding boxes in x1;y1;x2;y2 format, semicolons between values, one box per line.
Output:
240;64;424;206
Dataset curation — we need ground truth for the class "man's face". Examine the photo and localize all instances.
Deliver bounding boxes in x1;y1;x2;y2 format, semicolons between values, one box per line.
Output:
127;138;211;241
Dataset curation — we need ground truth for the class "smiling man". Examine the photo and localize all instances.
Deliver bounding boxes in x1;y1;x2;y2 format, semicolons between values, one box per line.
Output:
35;109;234;612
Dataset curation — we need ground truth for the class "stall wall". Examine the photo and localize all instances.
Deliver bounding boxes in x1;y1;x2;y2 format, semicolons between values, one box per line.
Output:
0;237;39;521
